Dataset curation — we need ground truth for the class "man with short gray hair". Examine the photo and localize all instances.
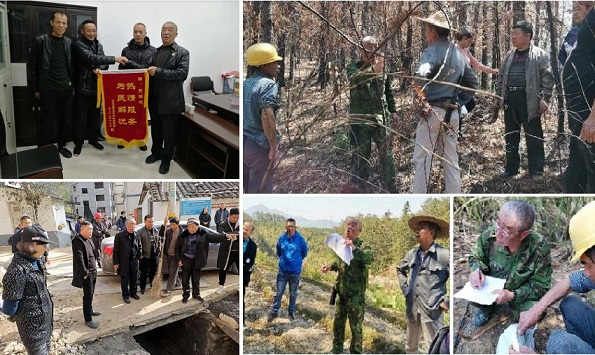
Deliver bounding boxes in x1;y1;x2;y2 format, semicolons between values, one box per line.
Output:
467;200;552;330
113;218;142;303
146;21;190;174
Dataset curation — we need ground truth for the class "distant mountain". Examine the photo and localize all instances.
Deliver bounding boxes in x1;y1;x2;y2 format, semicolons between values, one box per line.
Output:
244;204;339;228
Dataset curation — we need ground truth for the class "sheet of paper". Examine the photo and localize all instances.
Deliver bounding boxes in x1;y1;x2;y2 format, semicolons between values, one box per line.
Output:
496;323;536;354
453;275;506;305
325;233;353;265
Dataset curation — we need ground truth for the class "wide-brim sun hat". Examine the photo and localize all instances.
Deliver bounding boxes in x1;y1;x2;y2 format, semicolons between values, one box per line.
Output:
408;215;449;239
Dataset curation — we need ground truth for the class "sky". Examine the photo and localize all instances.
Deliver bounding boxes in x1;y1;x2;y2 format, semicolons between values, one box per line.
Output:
243;195;442;222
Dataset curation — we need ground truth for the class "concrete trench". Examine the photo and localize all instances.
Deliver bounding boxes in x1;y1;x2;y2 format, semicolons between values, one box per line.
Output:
82;293;239;355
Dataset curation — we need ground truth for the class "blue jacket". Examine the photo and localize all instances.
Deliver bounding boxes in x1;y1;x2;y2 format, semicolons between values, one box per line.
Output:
276;231;308;274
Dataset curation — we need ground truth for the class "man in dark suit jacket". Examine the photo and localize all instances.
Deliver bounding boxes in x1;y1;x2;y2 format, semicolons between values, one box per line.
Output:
146;21;190;174
72;221;100;328
218;208;240;289
243;221;257;324
113;218;142;303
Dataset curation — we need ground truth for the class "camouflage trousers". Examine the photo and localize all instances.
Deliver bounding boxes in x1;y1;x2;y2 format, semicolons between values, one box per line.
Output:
349;115;396;192
332;296;365;354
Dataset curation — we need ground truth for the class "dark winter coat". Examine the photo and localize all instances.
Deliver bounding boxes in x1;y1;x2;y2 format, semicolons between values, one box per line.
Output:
71;234;98;288
72;37;115;96
119;37;157;69
112;230;141;276
30;33;74;93
149;42;189;115
175;228;226;270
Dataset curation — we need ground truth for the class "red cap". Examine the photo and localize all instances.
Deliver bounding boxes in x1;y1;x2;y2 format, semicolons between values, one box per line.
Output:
94;212;103;220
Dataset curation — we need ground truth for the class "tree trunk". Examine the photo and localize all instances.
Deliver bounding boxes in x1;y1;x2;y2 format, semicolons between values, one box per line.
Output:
317;1;329;89
259;1;272;43
545;1;564;134
400;3;414;92
534;1;542;47
492;2;501;76
481;2;489;90
513;1;526;22
277;32;286;87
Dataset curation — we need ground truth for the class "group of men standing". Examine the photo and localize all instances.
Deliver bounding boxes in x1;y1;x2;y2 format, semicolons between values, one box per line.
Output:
244;3;595;193
31;11;189;174
250;214;449;354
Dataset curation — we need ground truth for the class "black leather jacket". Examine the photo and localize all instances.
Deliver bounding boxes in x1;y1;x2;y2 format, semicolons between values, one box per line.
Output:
119;37;156;69
29;33;74;92
72;37;115;96
149;42;190;115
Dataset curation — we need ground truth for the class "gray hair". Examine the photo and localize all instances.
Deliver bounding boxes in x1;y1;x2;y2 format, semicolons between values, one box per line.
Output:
345;217;363;232
501;201;536;232
125;217;137;225
244;220;255;232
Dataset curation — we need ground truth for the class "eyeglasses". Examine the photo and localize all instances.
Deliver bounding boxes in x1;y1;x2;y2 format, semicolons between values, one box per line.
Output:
494;220;519;238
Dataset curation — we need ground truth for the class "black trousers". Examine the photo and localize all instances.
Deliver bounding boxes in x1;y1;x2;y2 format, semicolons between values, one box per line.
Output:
181;256;201;299
149;111;179;161
218;250;239;286
39;88;73;147
82;271;97;322
75;94;101;146
567;123;595;193
120;261;138;299
139;257;157;292
504;91;545;175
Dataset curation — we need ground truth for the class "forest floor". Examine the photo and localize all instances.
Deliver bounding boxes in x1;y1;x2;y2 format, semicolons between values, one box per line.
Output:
452;218;593;354
271;61;568;193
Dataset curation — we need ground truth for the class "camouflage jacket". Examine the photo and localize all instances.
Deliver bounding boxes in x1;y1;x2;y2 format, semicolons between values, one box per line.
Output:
347;60;396;118
331;238;373;305
469;226;552;310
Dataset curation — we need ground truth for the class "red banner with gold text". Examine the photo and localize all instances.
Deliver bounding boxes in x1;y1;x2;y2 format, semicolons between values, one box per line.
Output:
97;70;149;148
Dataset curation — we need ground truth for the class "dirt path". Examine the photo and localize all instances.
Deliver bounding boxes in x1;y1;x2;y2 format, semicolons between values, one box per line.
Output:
243;266;405;354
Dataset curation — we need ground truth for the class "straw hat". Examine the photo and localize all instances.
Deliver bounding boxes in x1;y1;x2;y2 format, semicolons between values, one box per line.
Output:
414;11;455;31
408;215;449;239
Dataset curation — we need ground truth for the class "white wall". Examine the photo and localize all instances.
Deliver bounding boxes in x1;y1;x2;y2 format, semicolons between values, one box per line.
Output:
37;0;239;104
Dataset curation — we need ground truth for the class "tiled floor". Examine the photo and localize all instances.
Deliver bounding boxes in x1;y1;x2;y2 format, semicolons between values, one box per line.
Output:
18;138;191;179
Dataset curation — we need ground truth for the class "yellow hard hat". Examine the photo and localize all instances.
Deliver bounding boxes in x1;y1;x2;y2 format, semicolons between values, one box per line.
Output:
569;201;595;263
167;212;177;219
245;43;283;66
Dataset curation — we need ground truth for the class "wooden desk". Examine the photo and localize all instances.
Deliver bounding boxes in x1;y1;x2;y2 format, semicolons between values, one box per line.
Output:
192;93;239;122
176;108;239;178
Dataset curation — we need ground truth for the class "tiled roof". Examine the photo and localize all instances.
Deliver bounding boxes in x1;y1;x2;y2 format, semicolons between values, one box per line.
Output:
142;182;238;202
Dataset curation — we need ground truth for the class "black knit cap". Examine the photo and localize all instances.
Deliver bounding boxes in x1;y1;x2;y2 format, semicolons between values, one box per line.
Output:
19;224;54;244
229;208;239;215
512;20;533;38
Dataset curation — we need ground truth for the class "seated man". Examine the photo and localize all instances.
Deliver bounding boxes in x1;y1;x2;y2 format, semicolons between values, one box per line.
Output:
517;201;595;354
468;200;551;327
